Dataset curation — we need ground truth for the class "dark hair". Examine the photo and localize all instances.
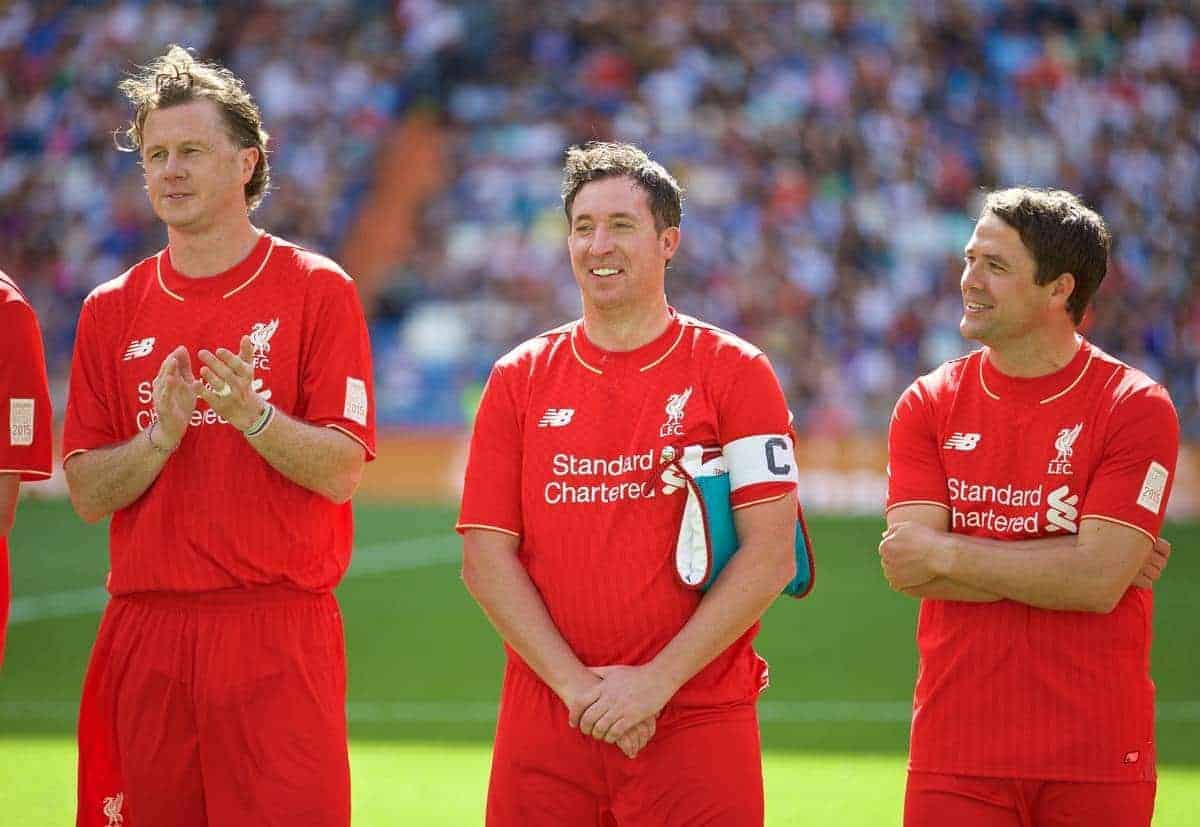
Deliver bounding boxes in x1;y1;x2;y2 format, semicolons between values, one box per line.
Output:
117;45;270;211
561;142;683;232
982;187;1111;324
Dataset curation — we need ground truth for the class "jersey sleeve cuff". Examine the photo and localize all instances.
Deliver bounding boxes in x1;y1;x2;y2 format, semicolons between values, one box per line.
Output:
455;522;521;538
324;423;377;460
885;499;951;514
1079;513;1158;543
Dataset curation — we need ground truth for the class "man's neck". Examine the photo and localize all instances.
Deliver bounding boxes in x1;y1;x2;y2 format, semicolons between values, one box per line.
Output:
984;327;1082;378
167;217;261;278
581;298;672;352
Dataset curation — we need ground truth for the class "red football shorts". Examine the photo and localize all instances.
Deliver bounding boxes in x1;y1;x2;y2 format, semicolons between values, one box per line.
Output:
905;771;1156;827
76;586;349;827
487;661;765;827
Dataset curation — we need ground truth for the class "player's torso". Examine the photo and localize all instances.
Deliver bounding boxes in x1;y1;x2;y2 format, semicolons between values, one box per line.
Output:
939;389;1101;541
109;267;303;444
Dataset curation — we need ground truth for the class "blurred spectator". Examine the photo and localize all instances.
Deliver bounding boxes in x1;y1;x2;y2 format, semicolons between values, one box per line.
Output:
3;1;1199;436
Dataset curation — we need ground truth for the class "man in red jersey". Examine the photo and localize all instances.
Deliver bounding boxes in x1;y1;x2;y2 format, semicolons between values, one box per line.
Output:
881;187;1178;827
0;269;54;669
63;46;374;827
458;142;806;826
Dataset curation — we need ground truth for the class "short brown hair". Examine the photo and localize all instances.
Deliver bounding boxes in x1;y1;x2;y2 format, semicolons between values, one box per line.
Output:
562;142;683;232
982;188;1111;324
117;45;271;211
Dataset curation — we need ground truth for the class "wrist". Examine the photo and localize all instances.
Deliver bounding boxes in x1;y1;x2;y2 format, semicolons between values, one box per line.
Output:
241;401;275;437
146;420;177;454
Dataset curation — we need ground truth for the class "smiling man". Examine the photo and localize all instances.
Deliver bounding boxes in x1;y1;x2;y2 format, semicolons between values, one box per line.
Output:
881;188;1179;827
458;142;806;826
64;46;374;827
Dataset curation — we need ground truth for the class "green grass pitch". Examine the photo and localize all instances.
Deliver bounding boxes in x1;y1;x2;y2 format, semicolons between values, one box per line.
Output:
2;500;1197;824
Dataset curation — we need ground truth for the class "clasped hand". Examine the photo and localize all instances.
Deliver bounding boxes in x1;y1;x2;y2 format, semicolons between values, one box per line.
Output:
150;336;264;449
563;665;675;760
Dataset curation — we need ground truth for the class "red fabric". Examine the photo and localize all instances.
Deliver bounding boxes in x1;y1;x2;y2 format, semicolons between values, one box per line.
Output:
487;662;763;827
77;589;349;827
905;771;1156;827
62;235;376;594
458;311;798;708
0;271;54;482
887;340;1179;781
0;270;53;668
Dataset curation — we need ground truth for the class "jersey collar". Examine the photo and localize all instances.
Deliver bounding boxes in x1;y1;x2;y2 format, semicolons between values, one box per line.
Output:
156;233;275;302
570;309;685;375
978;337;1094;405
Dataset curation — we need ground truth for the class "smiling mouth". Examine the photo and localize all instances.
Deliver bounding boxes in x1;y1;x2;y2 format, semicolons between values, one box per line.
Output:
591;267;623;278
964;301;992;312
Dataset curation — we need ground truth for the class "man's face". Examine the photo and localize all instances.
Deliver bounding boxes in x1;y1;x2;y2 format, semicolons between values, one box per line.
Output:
567;176;680;313
959;211;1064;346
140;100;257;232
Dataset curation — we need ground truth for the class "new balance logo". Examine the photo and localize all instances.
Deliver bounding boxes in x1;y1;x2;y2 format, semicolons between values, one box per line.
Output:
122;337;156;360
1045;484;1079;533
538;408;574;427
943;432;981;451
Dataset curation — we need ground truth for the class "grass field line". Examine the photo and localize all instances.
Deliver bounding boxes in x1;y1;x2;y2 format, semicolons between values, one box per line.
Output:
4;700;1200;725
8;534;460;626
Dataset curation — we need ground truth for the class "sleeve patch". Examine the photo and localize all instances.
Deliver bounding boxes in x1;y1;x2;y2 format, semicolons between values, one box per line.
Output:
9;398;34;446
724;434;799;491
344;377;368;426
1136;461;1169;514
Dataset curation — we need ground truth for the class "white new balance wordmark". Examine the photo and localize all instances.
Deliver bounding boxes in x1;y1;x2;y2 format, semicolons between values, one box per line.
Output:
538;408;575;427
122;337;156;360
943;432;981;451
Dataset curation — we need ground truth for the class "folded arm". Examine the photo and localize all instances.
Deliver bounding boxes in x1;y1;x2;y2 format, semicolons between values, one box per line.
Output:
881;504;1156;612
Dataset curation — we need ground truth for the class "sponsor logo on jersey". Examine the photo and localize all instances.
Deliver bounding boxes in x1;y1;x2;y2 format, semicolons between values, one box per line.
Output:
122;337;156;361
659;387;693;437
544;450;658;504
538;408;575;427
102;792;124;826
1047;422;1082;475
249;318;279;371
9;398;34;446
943;432;981;451
1136;461;1169;514
1044;484;1079;533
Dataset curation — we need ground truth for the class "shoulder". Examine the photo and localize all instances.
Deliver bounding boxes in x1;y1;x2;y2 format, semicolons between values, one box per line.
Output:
268;236;355;290
1085;342;1177;417
492;321;574;375
899;350;977;408
80;252;161;313
0;269;31;314
677;313;765;362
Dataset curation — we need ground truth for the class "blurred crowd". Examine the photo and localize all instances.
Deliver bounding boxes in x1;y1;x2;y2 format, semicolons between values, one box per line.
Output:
3;1;1199;436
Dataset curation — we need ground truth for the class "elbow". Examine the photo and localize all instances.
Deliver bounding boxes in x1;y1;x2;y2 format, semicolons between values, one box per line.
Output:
68;494;105;524
321;462;365;504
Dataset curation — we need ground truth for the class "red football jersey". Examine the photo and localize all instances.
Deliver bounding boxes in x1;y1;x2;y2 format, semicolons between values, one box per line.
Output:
457;311;800;708
63;234;376;594
0;271;53;484
887;339;1179;782
1;270;54;664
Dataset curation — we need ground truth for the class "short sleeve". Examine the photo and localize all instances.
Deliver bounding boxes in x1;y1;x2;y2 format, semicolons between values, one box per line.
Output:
886;380;950;512
1080;384;1179;538
716;353;799;509
456;365;523;536
63;298;117;460
296;272;376;459
0;299;53;480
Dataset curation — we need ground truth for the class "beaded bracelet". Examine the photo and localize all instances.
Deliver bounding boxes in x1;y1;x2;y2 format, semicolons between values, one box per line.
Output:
244;402;276;438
